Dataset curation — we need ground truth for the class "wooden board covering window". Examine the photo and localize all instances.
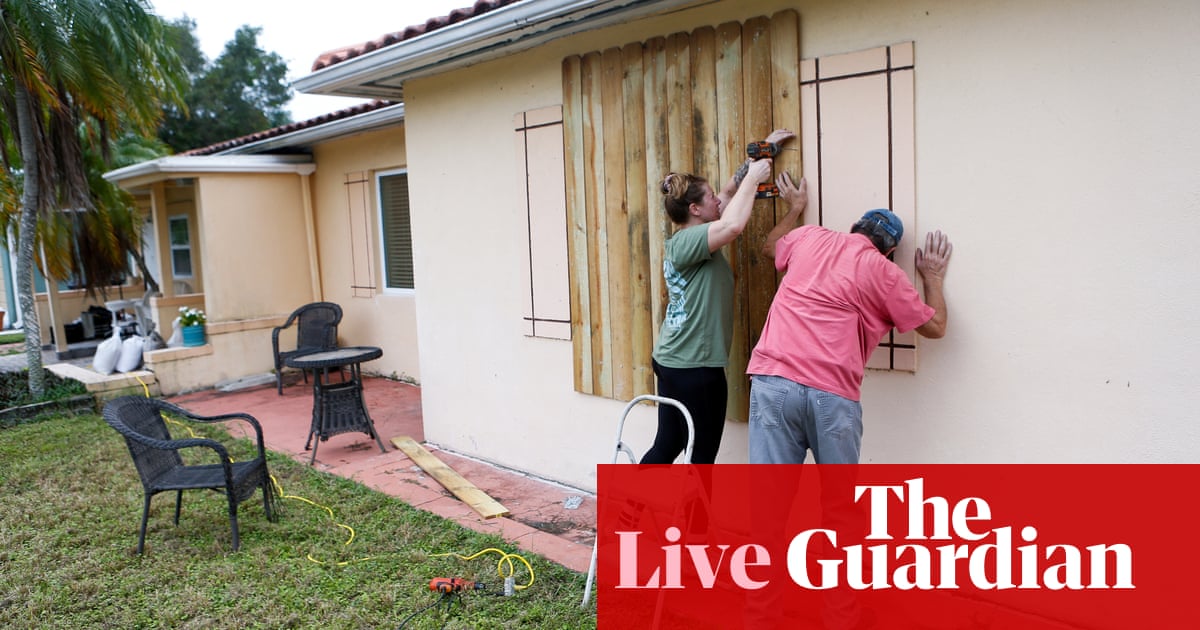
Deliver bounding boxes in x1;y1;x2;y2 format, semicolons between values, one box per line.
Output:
562;11;801;421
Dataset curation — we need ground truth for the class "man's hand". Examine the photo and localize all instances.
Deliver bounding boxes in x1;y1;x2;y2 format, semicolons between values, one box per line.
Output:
776;172;807;213
916;230;952;283
914;230;952;339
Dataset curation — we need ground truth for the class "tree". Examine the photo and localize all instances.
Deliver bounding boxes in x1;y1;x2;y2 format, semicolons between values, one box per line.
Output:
0;0;184;396
159;22;292;153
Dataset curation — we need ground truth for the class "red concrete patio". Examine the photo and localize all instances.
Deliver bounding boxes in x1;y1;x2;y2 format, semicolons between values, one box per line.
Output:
167;374;595;573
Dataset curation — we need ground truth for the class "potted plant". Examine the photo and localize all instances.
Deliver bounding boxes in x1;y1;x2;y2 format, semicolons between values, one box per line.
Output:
179;307;207;347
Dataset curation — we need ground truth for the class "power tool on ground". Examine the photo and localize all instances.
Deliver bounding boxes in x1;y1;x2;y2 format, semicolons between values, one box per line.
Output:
429;577;484;593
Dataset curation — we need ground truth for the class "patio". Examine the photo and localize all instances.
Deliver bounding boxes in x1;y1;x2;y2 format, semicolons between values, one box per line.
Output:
166;373;595;573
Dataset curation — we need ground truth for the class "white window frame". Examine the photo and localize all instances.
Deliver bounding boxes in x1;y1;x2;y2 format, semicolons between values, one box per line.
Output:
167;214;193;279
375;168;415;295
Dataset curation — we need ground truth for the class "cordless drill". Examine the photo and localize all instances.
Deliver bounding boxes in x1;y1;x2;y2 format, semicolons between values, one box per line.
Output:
745;141;780;198
429;577;484;593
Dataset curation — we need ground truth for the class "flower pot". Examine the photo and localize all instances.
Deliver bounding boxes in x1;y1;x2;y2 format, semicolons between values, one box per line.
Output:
181;324;206;347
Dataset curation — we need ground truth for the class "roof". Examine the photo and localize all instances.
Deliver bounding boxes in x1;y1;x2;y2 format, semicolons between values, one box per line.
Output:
294;0;706;101
182;100;398;156
311;0;523;72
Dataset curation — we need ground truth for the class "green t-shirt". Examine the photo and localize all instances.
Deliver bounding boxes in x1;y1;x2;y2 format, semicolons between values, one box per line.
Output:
652;223;734;368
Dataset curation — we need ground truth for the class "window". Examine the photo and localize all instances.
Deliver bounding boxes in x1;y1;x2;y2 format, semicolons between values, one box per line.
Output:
168;215;193;278
377;170;414;291
561;11;918;418
515;107;571;340
562;11;802;415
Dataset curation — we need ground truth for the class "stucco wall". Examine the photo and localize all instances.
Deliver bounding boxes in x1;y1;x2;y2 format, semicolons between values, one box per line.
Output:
402;0;1200;490
193;173;316;321
310;130;421;383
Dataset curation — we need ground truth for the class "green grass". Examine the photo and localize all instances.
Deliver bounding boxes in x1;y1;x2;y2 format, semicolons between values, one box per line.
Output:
0;330;23;345
0;413;597;629
0;369;89;409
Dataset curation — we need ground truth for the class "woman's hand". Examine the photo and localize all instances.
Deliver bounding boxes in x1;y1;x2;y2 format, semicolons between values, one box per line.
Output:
744;158;773;186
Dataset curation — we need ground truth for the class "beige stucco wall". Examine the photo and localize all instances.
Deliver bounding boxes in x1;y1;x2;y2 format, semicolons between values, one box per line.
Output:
309;129;421;383
400;0;1199;489
193;173;316;322
141;172;317;391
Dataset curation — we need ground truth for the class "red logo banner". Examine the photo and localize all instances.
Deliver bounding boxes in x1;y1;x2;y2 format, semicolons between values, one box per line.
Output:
596;465;1199;629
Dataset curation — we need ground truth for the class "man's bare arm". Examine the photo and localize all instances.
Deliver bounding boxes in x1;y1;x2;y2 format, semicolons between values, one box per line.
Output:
762;173;808;259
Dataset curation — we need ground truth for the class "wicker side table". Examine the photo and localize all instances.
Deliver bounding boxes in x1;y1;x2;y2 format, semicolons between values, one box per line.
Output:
285;346;386;464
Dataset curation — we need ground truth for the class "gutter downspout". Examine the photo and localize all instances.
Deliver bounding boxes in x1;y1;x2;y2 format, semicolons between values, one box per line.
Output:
300;170;322;301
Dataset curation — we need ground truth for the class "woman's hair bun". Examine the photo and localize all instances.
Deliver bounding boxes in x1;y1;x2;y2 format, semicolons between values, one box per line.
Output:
662;173;688;198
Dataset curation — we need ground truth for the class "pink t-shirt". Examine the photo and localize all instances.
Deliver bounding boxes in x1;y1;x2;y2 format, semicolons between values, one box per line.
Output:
746;225;934;402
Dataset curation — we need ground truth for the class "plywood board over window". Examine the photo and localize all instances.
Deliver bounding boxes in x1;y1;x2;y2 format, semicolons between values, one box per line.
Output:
563;10;802;420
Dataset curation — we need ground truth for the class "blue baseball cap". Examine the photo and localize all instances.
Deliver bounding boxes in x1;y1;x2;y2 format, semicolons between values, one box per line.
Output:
861;209;903;242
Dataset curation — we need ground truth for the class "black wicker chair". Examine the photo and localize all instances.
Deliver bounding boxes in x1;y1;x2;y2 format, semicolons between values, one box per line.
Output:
272;302;343;395
102;396;276;553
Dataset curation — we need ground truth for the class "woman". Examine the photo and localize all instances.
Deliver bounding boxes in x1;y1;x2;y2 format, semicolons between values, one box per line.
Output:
641;129;795;465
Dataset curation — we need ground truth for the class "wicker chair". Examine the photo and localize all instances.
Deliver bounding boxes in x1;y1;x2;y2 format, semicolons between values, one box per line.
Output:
102;396;276;553
272;302;343;395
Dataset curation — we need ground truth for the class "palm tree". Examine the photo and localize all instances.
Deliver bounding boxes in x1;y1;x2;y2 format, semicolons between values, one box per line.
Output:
0;0;184;395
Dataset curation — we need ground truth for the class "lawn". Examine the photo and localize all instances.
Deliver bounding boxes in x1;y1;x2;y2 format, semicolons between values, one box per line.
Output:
0;412;597;629
0;330;24;355
1;369;89;412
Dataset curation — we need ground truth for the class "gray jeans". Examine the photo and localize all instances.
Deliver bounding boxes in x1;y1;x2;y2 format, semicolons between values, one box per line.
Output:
748;374;863;464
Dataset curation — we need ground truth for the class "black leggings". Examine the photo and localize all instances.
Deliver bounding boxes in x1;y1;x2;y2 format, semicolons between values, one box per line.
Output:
640;359;728;464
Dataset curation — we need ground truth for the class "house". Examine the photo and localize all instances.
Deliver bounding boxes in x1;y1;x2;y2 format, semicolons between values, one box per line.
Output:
109;0;1200;495
290;0;1200;482
103;101;418;392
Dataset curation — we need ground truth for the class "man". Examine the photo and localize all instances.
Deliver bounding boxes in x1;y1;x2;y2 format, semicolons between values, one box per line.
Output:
747;172;953;464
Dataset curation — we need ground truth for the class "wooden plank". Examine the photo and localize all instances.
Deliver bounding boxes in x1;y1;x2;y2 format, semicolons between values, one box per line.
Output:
715;21;747;423
391;437;510;519
770;10;803;222
643;37;671;347
665;32;693;174
739;16;775;422
601;47;633;401
690;26;718;184
622;42;654;397
562;56;594;394
715;22;745;189
581;51;613;397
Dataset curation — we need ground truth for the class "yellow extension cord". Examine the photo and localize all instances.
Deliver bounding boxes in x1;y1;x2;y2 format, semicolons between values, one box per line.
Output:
430;548;536;591
137;376;535;587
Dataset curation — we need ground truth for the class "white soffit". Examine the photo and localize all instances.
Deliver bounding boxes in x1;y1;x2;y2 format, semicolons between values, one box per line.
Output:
103;155;316;190
294;0;713;100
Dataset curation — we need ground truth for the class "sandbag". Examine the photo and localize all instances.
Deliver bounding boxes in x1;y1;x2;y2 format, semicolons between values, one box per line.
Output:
93;331;122;375
166;316;182;347
116;335;144;373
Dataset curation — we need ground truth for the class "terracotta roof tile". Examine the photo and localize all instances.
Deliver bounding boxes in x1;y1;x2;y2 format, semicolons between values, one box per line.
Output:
181;100;397;156
311;0;524;72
